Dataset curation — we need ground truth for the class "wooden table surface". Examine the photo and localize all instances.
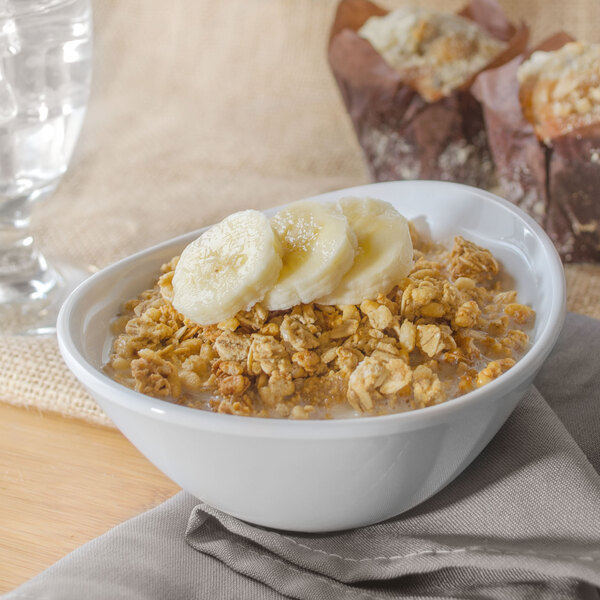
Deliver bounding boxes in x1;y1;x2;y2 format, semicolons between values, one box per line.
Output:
0;402;180;594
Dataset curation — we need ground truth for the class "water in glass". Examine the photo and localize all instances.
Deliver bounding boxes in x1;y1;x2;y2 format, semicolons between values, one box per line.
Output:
0;0;92;334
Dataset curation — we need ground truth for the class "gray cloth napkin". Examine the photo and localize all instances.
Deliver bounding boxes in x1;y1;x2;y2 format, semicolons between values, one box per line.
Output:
5;312;600;600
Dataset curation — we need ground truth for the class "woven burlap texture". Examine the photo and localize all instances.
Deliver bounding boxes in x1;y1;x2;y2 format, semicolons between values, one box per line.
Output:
2;0;599;428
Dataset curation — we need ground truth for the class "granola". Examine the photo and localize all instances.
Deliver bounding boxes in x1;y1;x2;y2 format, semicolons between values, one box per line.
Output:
106;231;535;419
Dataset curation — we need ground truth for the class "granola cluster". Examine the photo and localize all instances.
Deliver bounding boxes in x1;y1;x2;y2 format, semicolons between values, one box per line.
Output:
106;230;535;419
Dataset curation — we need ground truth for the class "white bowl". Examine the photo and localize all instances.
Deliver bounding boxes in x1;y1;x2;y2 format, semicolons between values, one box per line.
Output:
57;181;565;532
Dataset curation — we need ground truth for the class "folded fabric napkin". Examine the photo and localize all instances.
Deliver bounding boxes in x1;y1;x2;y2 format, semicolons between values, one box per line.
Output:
5;312;600;600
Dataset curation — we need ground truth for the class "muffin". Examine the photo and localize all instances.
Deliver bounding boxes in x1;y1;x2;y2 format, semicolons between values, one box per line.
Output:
473;35;600;262
358;7;507;102
328;0;528;187
518;41;600;142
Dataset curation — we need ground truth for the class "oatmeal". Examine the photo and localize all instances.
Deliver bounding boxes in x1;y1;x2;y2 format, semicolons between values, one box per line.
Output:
106;228;535;419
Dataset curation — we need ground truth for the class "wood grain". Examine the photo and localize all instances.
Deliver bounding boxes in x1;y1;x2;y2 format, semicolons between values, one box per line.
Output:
0;403;180;594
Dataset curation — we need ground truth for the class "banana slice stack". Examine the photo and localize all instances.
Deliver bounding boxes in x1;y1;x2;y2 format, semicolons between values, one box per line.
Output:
172;198;413;325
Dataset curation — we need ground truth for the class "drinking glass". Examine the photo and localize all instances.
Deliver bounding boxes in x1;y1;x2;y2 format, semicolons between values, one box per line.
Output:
0;0;92;335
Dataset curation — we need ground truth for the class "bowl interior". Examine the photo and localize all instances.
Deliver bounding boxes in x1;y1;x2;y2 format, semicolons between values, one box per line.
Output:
62;180;564;416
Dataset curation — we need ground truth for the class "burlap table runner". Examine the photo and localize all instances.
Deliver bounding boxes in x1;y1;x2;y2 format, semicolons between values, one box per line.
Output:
1;0;599;428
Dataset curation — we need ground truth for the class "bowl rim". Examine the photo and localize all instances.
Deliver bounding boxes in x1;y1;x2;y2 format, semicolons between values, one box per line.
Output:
57;180;566;439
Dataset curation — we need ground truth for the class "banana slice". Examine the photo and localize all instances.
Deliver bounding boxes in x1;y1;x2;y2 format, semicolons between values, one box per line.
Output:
263;201;357;311
172;210;282;325
315;198;413;305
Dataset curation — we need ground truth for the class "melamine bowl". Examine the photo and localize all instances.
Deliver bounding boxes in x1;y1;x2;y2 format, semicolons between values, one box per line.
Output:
57;181;565;532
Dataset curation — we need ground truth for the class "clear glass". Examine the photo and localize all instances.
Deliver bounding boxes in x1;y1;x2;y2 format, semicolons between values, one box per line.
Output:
0;0;92;335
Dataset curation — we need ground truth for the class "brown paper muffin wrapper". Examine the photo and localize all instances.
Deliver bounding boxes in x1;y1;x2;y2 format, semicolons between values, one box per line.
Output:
472;33;600;262
328;0;528;188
